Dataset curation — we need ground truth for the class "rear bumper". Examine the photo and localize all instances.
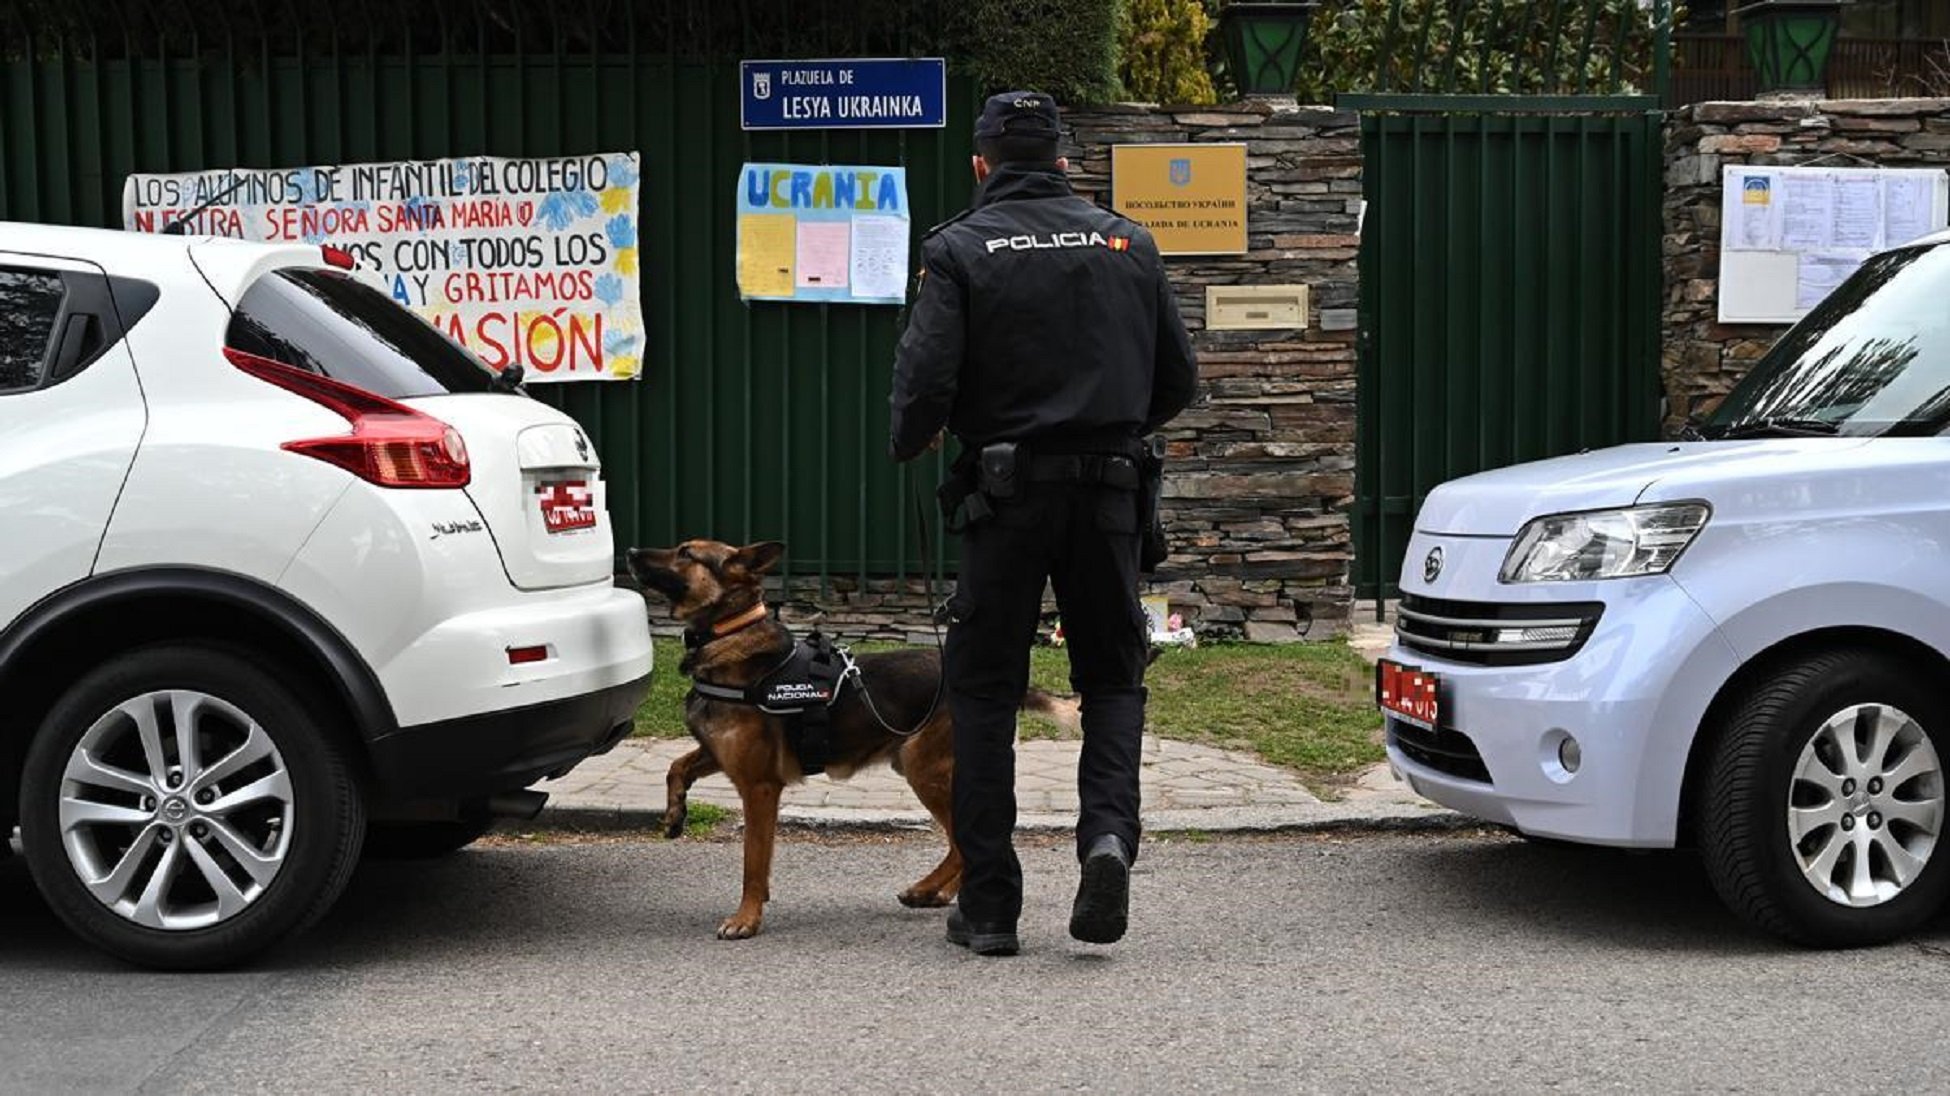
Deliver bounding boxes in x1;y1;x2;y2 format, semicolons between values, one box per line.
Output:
367;671;650;799
378;583;654;728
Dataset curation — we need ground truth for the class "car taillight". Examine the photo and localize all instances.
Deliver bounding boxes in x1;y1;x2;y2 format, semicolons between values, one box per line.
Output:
320;245;356;270
225;347;471;489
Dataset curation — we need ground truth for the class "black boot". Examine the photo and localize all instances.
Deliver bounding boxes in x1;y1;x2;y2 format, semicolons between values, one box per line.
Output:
946;906;1020;956
1069;834;1131;944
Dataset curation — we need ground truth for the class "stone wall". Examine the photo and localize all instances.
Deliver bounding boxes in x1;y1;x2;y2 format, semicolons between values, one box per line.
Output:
1064;101;1362;643
1664;97;1950;428
635;100;1363;645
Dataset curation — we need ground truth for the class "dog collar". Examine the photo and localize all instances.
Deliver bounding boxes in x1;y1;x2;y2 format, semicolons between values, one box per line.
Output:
714;602;769;636
685;603;771;651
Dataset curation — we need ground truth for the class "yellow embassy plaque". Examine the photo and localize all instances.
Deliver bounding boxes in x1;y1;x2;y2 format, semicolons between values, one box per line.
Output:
1111;143;1248;256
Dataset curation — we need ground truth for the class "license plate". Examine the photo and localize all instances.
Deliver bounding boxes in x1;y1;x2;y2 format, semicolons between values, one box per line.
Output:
1377;659;1440;730
537;479;596;534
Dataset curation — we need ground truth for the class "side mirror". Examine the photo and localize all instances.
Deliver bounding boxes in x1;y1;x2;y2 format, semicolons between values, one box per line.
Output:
1676;392;1721;442
492;363;526;393
1685;392;1720;422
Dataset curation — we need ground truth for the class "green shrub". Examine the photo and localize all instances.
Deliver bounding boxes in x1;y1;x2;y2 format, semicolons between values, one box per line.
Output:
953;0;1123;106
1293;0;1675;101
1120;0;1220;105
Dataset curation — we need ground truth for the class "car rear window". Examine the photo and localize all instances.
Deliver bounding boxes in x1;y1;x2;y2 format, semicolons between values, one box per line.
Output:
0;269;67;391
226;268;498;398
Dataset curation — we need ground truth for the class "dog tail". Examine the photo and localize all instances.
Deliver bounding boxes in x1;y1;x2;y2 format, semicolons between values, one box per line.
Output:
1020;688;1082;735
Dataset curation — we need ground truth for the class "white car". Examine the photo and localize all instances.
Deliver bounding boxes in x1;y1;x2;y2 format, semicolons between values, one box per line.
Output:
1381;231;1950;947
0;223;653;969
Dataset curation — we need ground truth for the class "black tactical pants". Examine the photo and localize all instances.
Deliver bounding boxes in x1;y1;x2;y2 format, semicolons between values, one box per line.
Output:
945;479;1149;927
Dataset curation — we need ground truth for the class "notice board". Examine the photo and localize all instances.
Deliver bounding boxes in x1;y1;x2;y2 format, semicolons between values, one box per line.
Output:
1717;164;1949;324
734;162;910;305
1111;143;1249;256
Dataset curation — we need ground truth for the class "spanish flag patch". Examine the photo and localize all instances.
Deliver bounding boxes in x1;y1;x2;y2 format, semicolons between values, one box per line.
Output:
1107;236;1130;251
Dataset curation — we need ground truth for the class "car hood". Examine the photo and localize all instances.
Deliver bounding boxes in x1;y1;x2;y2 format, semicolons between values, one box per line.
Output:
1417;439;1876;536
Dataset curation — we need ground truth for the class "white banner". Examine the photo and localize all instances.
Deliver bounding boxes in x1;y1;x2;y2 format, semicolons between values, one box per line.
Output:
123;153;645;382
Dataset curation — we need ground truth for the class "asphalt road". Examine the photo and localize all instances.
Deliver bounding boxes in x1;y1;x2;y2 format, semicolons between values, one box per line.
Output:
5;829;1950;1095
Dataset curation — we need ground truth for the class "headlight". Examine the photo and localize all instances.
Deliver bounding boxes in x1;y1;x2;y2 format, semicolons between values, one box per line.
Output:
1499;503;1711;583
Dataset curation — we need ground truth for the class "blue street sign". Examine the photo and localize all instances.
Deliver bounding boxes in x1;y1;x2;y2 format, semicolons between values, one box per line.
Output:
740;58;947;131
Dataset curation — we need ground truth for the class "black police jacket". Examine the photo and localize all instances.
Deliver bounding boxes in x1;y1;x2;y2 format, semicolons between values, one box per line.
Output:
888;164;1197;462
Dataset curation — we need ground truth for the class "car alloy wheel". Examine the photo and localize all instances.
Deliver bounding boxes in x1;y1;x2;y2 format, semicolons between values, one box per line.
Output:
59;690;295;931
1787;703;1943;909
23;646;363;969
1701;648;1950;947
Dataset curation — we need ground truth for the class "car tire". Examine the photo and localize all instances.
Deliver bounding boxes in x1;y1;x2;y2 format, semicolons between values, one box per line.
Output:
18;645;366;970
362;816;495;860
1700;648;1950;947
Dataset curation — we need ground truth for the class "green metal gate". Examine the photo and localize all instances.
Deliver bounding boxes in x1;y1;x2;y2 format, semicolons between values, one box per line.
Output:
1352;105;1664;601
0;8;975;588
1340;0;1676;604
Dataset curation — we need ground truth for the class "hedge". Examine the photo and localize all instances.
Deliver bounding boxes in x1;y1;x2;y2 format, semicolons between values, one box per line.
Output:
954;0;1123;105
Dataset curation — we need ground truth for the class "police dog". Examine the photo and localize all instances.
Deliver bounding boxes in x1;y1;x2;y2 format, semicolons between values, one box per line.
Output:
628;539;1071;940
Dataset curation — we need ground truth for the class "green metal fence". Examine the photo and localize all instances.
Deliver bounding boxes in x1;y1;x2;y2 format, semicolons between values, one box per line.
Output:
1352;106;1665;602
0;10;976;588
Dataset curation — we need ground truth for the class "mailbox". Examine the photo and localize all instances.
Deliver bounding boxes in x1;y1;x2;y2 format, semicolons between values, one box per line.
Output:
1205;284;1309;331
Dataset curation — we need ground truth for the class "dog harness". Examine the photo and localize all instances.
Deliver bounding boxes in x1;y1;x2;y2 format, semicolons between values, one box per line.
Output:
688;629;856;776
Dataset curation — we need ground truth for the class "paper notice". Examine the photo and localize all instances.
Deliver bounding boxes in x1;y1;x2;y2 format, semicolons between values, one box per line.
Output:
737;213;796;299
1726;170;1781;251
1781;172;1836;250
1884;174;1938;248
795;221;851;290
1832;175;1883;250
1796;249;1868;311
849;214;910;302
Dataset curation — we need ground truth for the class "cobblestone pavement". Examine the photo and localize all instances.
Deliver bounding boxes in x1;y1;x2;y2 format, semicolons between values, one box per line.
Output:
536;733;1454;834
539;609;1457;833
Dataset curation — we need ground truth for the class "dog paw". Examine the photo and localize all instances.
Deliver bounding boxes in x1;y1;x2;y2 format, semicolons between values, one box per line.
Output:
716;915;762;940
898;886;952;909
662;806;687;840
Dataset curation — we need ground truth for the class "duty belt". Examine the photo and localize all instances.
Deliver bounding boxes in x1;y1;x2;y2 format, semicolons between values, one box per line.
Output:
1022;453;1141;490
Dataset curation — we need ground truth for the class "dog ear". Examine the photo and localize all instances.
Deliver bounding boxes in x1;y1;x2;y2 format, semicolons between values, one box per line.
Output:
732;541;786;576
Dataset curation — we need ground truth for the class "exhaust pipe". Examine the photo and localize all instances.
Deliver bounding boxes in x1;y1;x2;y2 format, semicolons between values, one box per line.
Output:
486;790;549;821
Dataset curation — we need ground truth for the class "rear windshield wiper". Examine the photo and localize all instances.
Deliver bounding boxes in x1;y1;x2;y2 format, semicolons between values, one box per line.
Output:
1714;417;1840;439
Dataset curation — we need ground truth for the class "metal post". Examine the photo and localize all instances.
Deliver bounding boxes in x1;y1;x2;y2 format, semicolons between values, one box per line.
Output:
1654;0;1673;106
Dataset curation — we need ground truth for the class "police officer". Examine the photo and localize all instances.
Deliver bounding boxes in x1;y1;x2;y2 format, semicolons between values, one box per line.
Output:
889;91;1197;956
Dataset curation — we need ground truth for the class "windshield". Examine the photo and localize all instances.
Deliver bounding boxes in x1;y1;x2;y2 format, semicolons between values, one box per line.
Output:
1707;243;1950;439
227;268;501;398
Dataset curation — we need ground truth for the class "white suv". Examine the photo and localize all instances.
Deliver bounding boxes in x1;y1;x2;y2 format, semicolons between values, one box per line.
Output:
1381;231;1950;947
0;223;653;969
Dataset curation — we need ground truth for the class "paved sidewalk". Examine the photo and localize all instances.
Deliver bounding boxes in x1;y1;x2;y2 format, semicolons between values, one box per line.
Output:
535;731;1462;835
533;608;1459;835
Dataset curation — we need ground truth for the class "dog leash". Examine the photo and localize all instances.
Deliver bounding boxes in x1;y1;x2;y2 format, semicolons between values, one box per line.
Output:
839;473;949;740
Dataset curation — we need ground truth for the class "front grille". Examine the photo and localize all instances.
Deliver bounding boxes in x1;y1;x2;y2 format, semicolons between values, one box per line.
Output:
1389;722;1492;784
1396;594;1604;667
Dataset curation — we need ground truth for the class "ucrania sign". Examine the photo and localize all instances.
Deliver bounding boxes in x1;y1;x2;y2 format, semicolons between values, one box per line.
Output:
122;152;645;382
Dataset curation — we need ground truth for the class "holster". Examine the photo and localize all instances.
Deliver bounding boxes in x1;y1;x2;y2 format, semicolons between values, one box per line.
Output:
1138;434;1167;573
937;449;993;533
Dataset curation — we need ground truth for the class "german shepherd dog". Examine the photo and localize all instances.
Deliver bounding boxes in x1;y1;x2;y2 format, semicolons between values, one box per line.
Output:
627;539;1068;940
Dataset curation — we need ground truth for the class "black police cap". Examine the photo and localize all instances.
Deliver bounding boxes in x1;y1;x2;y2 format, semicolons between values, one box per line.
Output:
975;91;1061;142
